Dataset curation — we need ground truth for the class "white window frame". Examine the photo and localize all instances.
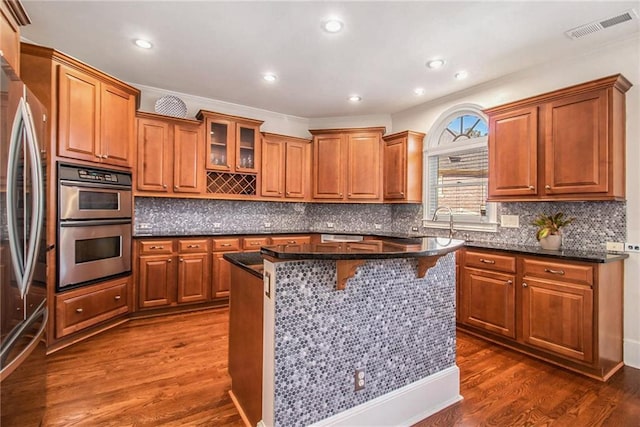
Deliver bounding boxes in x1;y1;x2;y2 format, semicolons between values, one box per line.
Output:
422;103;498;233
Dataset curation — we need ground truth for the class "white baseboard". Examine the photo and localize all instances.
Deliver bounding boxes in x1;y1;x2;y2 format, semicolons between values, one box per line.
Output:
624;338;640;369
308;365;461;427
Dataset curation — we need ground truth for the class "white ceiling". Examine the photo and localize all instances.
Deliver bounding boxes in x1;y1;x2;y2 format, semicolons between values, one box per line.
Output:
19;1;640;118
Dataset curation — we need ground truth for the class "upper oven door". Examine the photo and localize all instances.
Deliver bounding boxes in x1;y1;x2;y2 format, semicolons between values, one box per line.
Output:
59;183;132;220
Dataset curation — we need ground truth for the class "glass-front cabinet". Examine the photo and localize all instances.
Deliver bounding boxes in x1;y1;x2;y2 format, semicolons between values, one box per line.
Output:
197;110;263;174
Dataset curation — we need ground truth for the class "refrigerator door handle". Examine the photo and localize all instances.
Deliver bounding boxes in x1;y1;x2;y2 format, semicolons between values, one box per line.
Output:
6;92;45;300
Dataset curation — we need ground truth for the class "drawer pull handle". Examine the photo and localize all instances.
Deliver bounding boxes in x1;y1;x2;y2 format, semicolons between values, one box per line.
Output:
522;283;528;288
114;295;121;301
250;242;260;246
187;244;200;248
479;259;495;264
221;243;232;247
287;240;296;244
150;245;164;250
544;268;565;275
76;308;83;313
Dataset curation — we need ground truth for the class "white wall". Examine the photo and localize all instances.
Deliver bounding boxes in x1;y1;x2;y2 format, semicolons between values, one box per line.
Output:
392;34;640;368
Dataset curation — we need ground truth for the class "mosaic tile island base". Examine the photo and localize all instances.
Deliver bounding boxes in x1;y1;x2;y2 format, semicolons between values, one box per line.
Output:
261;254;460;426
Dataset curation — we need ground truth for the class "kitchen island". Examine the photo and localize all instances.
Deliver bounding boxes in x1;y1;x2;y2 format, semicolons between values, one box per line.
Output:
225;236;464;427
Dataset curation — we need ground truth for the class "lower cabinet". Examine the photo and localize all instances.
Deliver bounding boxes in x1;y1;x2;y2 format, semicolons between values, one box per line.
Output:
457;248;623;381
55;276;131;338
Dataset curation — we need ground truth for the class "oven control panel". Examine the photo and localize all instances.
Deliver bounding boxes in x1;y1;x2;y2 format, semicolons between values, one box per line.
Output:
58;163;132;187
78;169;119;183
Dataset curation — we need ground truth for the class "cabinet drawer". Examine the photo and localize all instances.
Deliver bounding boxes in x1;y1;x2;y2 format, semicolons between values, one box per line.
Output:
178;239;209;253
56;278;130;338
212;238;241;251
522;258;593;286
139;240;173;255
269;236;311;245
243;237;269;250
464;250;516;273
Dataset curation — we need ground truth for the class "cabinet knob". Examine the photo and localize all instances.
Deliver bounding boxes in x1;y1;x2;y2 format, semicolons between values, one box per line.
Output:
76;308;84;313
528;186;535;190
506;280;513;285
179;258;184;262
286;192;290;196
174;186;178;191
167;258;172;263
339;193;343;197
103;154;109;159
237;164;241;169
163;184;167;189
114;295;121;301
400;192;405;196
278;191;282;195
95;154;102;159
522;283;528;288
545;185;551;190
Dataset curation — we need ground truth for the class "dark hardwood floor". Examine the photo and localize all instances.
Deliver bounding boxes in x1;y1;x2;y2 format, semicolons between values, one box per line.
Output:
42;309;640;426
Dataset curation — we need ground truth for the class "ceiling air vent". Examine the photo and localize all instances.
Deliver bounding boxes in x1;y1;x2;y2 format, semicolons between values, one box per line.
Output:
565;9;638;40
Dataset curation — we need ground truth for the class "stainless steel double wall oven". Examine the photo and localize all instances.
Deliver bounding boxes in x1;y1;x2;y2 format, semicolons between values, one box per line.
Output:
57;163;132;291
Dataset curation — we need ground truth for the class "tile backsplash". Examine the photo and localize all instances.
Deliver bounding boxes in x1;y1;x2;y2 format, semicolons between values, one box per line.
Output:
134;198;625;252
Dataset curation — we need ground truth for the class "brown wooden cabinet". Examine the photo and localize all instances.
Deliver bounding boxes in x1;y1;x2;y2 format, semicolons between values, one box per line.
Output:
310;127;384;202
1;1;29;74
485;75;631;201
20;43;139;168
261;132;311;200
211;237;241;299
196;110;263;173
136;112;204;194
457;247;624;380
55;276;131;338
383;131;425;202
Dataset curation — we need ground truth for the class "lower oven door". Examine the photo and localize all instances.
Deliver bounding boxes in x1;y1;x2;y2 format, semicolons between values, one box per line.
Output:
58;219;131;290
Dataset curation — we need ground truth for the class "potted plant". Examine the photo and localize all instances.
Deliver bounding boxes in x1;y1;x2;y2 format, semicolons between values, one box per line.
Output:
532;212;575;250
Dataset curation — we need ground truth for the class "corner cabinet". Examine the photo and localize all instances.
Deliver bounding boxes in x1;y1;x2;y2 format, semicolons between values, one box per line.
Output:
486;74;631;201
310;127;384;202
20;43;139;168
261;132;311;200
382;130;424;202
136;112;204;195
457;247;624;381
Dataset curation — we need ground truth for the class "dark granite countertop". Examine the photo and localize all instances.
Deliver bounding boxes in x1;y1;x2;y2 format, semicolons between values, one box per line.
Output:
261;237;464;261
133;230;429;239
464;241;628;263
224;252;264;279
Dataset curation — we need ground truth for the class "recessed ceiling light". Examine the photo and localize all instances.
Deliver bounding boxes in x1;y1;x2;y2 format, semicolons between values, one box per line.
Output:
454;71;468;80
322;18;344;33
263;73;278;82
348;95;362;102
414;88;426;96
134;39;153;49
426;59;445;69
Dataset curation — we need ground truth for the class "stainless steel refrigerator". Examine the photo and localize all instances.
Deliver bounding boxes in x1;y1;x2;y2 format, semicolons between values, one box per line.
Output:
0;55;48;425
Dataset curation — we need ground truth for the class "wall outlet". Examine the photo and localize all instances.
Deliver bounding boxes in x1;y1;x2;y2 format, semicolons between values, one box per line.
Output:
264;222;272;228
212;222;222;228
326;222;335;228
374;223;382;230
137;223;152;229
500;215;520;228
411;226;419;232
625;242;640;253
606;242;625;252
354;369;365;391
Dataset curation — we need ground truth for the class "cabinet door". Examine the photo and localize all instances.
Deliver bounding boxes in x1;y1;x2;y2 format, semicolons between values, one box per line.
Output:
177;253;210;304
284;140;307;199
460;268;516;338
235;123;260;173
206;118;234;171
261;137;284;197
383;136;407;200
313;135;344;199
522;278;593;363
544;89;608;195
347;133;381;200
101;84;134;167
1;2;21;74
136;118;171;192
57;65;100;163
174;123;203;193
212;252;236;299
138;255;175;309
488;107;538;197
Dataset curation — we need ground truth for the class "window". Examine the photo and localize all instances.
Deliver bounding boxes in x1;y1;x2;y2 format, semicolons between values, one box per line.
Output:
424;104;497;232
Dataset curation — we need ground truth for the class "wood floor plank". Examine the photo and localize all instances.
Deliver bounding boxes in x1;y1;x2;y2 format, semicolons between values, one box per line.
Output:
40;310;640;426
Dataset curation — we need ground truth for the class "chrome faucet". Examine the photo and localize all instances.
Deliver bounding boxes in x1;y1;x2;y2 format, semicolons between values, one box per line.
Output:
432;206;455;238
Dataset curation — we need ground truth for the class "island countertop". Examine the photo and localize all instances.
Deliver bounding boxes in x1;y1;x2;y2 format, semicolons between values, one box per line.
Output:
260;236;465;261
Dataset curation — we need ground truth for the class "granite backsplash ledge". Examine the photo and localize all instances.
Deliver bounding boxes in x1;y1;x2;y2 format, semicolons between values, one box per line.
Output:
134;198;625;252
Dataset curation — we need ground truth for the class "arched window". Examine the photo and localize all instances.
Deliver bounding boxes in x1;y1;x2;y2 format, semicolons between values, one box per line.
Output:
424;104;497;231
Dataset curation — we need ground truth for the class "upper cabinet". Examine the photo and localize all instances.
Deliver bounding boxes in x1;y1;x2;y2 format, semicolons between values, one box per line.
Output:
136;112;204;195
485;74;631;201
0;0;29;74
383;130;425;203
261;132;311;200
196;110;263;174
20;43;140;168
310;127;385;202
